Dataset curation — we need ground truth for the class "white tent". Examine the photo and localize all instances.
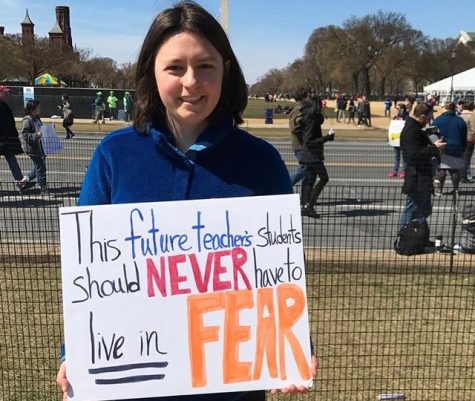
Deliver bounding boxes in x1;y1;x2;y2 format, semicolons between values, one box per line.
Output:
424;67;475;95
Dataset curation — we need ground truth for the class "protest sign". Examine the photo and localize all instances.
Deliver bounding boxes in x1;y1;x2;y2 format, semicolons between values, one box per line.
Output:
40;124;63;155
59;194;312;401
388;119;406;147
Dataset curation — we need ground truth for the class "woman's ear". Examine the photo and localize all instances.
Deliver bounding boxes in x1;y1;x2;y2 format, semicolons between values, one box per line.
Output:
224;60;231;73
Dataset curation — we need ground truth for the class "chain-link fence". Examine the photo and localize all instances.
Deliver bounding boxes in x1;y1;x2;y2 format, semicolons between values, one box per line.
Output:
1;138;474;401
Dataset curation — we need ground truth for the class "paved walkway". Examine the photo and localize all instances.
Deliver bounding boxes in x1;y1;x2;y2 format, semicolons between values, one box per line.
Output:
14;116;391;138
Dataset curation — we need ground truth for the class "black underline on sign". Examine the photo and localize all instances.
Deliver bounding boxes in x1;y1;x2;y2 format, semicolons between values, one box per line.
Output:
88;362;169;374
95;374;165;385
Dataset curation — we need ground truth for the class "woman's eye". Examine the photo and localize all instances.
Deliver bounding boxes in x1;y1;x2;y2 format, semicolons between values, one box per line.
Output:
166;65;183;72
199;64;214;70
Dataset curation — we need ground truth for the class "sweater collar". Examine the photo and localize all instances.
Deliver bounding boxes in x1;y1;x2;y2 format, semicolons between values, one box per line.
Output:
148;115;235;161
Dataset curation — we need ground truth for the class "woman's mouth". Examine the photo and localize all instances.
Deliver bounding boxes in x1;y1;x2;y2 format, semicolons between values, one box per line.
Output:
179;95;203;104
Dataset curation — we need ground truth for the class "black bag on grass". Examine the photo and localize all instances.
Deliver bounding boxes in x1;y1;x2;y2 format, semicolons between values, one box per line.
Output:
394;220;430;255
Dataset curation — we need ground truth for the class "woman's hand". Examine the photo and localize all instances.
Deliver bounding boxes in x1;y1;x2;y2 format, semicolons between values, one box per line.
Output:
270;354;318;395
55;355;319;399
434;139;447;150
56;362;69;401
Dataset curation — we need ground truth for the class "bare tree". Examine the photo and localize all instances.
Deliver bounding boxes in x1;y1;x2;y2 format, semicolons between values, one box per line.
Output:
279;59;311;94
11;36;71;83
117;62;136;89
83;57;119;88
302;26;345;94
249;69;284;96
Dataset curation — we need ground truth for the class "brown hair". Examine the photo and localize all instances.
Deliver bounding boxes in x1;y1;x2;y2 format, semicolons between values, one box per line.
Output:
463;101;474;111
444;101;456;111
133;1;247;133
24;99;40;117
413;103;430;117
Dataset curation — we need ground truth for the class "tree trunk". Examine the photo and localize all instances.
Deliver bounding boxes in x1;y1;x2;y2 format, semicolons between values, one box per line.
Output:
363;69;371;98
352;72;359;95
327;80;333;97
380;76;386;98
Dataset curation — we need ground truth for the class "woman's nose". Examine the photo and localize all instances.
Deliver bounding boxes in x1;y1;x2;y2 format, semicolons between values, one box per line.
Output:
183;68;198;88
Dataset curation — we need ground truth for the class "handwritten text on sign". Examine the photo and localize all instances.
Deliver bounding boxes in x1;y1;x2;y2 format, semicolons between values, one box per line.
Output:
59;194;312;401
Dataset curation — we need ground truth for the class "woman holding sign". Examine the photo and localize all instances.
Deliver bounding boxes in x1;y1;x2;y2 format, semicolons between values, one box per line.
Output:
56;2;317;401
387;103;408;178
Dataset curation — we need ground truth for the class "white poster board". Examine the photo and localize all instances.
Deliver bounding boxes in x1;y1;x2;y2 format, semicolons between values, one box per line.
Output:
40;124;63;155
388;119;406;147
59;194;312;401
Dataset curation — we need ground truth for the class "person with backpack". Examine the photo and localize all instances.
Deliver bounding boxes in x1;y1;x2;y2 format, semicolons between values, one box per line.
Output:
395;103;447;254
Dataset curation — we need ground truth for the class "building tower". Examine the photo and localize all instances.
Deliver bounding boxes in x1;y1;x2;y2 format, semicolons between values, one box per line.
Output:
0;27;5;36
220;0;229;35
55;6;73;48
21;9;34;45
48;18;64;46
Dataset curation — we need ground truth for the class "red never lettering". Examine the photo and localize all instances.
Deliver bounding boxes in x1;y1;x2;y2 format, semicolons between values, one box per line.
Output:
146;247;251;297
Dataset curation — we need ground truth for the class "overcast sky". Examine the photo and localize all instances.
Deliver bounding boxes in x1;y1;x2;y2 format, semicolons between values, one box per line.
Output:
1;0;474;84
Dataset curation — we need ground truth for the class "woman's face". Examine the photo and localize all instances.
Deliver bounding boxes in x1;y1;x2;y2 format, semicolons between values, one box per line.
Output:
154;31;225;133
33;104;41;117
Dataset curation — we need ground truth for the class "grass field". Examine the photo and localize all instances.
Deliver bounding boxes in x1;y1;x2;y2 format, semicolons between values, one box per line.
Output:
242;98;294;120
242;98;340;120
306;269;475;401
1;255;474;401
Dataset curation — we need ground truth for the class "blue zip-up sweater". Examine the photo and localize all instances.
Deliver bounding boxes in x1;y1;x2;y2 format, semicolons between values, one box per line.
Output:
433;111;467;158
79;116;291;205
74;116;291;401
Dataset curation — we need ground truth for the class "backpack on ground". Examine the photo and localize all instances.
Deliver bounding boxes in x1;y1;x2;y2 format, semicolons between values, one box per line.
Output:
394;220;430;255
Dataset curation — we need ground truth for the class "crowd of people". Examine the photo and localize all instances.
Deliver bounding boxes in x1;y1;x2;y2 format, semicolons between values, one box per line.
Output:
0;83;138;196
92;90;134;123
286;89;474;253
334;94;372;127
388;95;474;254
388;95;474;186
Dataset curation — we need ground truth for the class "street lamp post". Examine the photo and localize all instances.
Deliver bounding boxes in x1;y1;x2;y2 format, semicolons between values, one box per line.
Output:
450;49;457;102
